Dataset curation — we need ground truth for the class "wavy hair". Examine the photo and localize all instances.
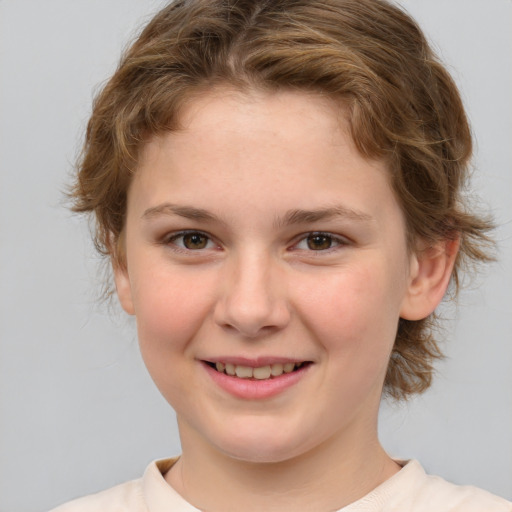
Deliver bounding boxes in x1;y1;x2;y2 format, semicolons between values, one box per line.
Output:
72;0;494;399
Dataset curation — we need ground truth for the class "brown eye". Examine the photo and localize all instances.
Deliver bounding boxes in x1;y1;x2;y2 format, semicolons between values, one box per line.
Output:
182;232;209;250
306;234;333;250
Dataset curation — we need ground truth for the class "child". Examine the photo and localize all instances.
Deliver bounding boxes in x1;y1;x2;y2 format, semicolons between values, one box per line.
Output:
52;0;511;510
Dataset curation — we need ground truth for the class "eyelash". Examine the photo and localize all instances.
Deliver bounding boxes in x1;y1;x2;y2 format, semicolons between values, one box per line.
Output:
164;230;219;253
292;232;349;252
163;230;349;254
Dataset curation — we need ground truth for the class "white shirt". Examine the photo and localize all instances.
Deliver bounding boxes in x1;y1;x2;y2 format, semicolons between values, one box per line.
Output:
51;457;512;511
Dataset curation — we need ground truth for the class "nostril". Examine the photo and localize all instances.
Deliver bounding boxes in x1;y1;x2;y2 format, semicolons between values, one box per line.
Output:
212;265;291;336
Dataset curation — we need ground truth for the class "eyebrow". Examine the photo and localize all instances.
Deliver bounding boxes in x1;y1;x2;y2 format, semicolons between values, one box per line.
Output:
275;206;374;227
142;202;373;226
142;203;221;222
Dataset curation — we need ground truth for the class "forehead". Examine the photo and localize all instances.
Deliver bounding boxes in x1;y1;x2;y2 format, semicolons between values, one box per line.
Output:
138;86;386;184
131;87;399;228
177;86;346;135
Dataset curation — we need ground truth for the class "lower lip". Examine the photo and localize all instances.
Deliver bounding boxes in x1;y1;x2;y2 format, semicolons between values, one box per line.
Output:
202;362;310;400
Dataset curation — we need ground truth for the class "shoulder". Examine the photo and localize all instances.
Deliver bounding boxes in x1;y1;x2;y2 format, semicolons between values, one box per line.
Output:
381;460;512;512
417;473;512;512
49;458;182;512
49;478;145;512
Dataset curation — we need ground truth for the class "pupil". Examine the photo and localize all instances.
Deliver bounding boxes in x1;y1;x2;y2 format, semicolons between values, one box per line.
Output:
184;233;207;249
307;234;332;250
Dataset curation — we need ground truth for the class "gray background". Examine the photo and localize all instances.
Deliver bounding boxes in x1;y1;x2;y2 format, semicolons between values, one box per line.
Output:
0;1;511;511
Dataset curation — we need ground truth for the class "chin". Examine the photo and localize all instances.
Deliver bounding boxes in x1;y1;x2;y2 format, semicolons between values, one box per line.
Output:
211;425;315;465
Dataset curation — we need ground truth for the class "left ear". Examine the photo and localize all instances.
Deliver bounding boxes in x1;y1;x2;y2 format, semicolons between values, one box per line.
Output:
400;237;460;321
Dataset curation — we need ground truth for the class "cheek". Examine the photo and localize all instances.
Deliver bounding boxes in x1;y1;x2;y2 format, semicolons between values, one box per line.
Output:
131;268;216;359
296;264;406;410
296;263;403;355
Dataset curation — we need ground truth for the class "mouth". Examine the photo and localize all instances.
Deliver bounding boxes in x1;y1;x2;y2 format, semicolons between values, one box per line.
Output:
204;361;311;380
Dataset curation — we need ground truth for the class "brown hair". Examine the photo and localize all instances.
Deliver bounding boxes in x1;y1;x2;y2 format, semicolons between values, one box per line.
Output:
72;0;494;399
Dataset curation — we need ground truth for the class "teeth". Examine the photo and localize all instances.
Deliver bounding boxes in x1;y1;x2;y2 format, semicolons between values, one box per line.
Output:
253;365;272;380
235;365;253;378
271;363;284;376
283;362;295;373
213;361;305;380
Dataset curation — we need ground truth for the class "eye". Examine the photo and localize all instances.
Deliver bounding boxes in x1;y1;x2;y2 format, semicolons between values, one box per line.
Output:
166;231;215;251
295;232;347;251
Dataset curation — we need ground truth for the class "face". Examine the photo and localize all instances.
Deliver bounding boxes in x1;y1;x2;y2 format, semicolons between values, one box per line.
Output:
115;88;423;464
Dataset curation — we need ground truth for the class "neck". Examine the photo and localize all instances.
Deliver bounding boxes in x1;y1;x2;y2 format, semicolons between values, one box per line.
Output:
166;418;400;512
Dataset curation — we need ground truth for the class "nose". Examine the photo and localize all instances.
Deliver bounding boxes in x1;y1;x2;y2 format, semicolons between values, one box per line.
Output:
213;250;291;338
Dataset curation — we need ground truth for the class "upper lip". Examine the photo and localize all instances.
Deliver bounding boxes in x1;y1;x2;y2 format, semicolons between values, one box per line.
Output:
201;356;311;367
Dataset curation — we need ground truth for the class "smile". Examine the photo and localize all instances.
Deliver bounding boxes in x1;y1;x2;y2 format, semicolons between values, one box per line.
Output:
208;361;307;380
202;359;312;399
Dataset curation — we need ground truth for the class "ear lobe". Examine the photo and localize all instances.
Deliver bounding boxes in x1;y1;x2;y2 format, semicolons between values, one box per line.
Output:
400;237;459;321
113;263;135;315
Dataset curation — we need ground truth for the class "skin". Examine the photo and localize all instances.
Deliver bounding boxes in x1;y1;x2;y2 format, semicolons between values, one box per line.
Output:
114;88;457;511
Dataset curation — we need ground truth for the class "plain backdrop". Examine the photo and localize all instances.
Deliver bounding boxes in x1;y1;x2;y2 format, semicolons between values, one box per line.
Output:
0;1;511;511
